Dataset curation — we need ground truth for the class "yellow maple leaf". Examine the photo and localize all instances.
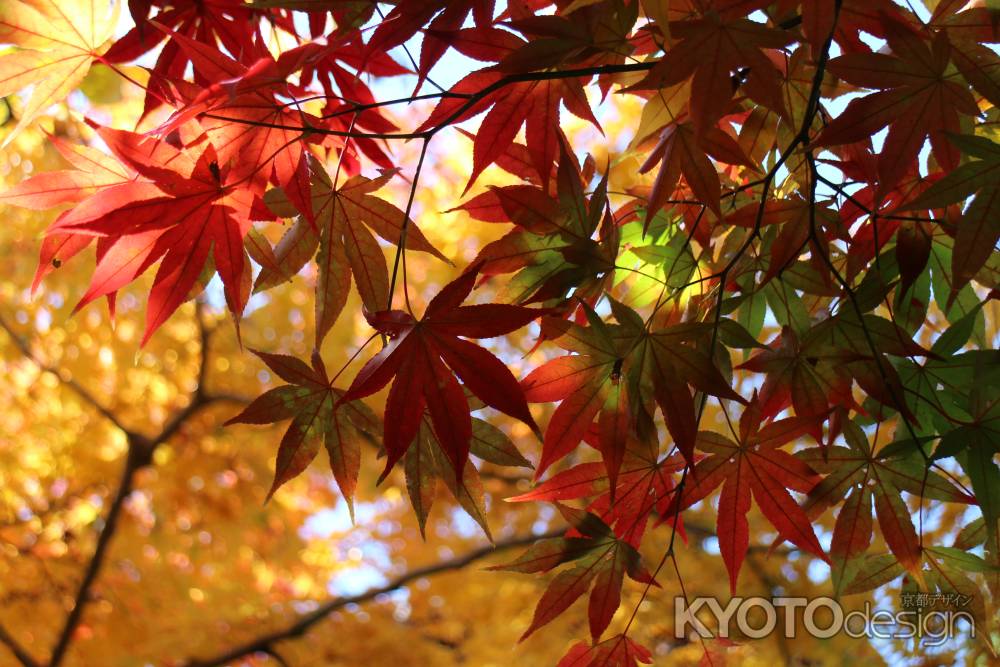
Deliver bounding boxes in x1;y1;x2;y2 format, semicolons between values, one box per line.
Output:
0;0;119;144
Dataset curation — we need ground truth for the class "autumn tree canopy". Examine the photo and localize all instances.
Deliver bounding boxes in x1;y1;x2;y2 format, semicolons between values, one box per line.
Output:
0;0;999;665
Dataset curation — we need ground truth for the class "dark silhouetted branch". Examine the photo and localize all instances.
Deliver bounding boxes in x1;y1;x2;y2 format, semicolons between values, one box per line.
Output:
47;452;138;667
0;622;41;667
0;314;139;441
1;305;233;667
183;528;564;667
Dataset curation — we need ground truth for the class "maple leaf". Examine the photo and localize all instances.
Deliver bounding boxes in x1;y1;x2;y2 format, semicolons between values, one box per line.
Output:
522;305;634;485
737;324;861;422
424;26;527;66
460;138;619;310
557;635;653;667
924;346;1000;562
418;73;598;187
816;14;981;194
110;0;261;64
402;416;498;539
0;0;119;142
509;433;686;547
0;135;133;210
263;155;449;345
492;504;654;642
0;136;135;294
44;126;256;343
613;300;749;466
104;0;281;116
6;1;1000;661
739;313;932;426
814;142;932;286
226;349;380;516
897;134;1000;290
914;546;998;639
638;119;755;220
628;9;792;137
668;395;828;593
500;1;638;77
153;31;327;194
796;420;974;592
338;264;544;480
361;0;495;94
798;0;913;55
523;298;748;481
723;196;840;287
302;34;409;169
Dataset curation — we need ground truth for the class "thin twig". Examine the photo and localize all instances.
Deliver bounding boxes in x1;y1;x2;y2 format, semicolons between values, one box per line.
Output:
202;60;658;141
387;139;430;314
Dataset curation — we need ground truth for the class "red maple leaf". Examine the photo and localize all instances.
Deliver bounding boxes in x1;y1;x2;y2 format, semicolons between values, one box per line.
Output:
226;349;381;514
795;0;913;54
338;263;545;479
558;635;653;667
46;126;256;343
628;6;792;137
262;155;449;346
639;119;755;220
521;304;635;484
418;71;598;187
668;394;829;593
492;504;655;643
105;0;299;117
364;0;495;90
817;14;981;195
461;139;618;311
0;136;135;295
154;30;328;194
510;434;687;547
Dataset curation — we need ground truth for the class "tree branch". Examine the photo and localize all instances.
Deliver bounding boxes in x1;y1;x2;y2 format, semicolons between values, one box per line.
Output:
47;450;139;667
0;622;41;667
194;301;211;398
182;528;564;667
202;60;658;141
0;314;140;441
43;306;227;667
